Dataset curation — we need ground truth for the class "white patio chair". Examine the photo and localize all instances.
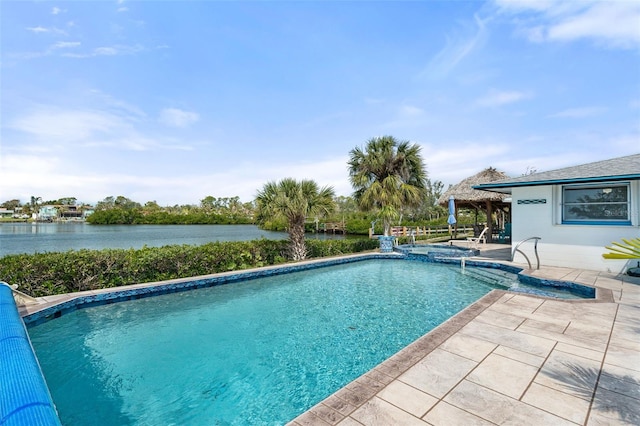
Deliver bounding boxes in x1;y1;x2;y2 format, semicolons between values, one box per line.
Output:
467;226;488;249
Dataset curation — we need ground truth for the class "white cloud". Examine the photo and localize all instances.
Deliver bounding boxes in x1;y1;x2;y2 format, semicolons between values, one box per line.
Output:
400;105;425;117
51;7;62;15
10;109;124;142
25;26;67;35
475;90;533;107
62;44;144;58
548;106;606;118
0;151;351;205
52;41;81;49
117;7;129;13
159;108;200;128
26;26;49;33
418;141;511;187
494;0;640;49
548;2;640;48
423;14;489;78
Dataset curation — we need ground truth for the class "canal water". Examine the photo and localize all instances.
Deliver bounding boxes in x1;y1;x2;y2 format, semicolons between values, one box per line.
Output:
0;223;345;257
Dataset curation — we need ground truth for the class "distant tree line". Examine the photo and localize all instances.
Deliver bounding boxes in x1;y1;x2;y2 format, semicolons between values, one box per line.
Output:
86;195;255;225
2;181;451;229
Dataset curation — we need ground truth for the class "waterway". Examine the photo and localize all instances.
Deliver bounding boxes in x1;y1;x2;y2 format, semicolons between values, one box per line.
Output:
0;223;345;258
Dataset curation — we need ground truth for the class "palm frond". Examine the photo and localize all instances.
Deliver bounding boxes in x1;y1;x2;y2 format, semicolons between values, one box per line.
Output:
603;237;640;259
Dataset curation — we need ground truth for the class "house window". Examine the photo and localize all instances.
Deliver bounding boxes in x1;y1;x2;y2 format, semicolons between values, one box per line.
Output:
562;183;630;224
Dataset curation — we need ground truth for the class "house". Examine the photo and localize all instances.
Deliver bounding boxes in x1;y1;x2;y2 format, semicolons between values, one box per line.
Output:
37;206;58;221
474;154;640;273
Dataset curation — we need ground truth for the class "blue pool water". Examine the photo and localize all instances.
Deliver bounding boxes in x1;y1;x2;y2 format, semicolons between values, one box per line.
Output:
25;259;534;424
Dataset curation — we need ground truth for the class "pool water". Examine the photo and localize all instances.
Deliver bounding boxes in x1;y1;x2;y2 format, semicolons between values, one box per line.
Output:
27;259;500;425
396;243;478;257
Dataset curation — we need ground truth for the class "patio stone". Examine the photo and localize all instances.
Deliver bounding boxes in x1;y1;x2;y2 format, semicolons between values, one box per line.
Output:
466;353;538;399
615;304;640;325
588;386;640;426
598;364;640;400
563;322;614;345
438;333;497;362
461;321;556;358
535;350;601;399
516;322;609;353
554;342;605;362
444;380;576;426
349;397;428;426
520;317;568;333
604;344;640;372
492;345;546;368
593;276;625;290
521;382;590;424
335;417;363;426
474;309;526;330
398;348;477;398
376;380;437;418
423;401;494;425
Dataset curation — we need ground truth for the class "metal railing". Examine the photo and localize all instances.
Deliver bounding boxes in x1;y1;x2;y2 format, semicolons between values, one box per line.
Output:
511;237;541;270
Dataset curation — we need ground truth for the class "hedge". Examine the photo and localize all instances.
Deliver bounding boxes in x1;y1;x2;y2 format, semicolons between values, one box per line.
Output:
0;238;379;297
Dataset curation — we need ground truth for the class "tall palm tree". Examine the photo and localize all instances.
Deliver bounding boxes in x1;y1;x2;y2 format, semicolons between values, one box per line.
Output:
348;135;427;236
30;196;42;218
256;178;336;261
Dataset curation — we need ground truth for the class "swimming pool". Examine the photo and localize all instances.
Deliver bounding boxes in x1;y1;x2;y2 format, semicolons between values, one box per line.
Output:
26;258;500;425
20;255;596;425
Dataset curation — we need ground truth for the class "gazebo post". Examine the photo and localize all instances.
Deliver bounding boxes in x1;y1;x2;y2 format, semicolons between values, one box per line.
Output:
486;200;493;243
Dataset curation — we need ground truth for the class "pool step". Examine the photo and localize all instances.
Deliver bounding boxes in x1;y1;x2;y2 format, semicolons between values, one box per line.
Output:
462;267;519;287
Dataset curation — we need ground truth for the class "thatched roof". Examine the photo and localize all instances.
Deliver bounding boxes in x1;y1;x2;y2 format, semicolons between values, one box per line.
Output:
438;167;510;207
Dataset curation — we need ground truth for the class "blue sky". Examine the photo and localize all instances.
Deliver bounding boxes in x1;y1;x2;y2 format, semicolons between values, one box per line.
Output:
1;0;639;206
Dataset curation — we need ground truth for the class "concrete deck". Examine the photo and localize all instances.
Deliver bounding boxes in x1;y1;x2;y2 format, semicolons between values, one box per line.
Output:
289;244;640;426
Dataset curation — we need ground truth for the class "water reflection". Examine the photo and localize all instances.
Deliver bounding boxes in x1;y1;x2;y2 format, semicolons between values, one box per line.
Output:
0;223;344;257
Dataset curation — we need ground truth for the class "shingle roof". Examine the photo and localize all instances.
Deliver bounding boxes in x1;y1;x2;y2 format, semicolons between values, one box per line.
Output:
475;153;640;193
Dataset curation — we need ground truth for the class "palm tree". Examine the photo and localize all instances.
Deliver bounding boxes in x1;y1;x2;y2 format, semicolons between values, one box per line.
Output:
30;196;42;219
256;178;336;261
348;135;427;236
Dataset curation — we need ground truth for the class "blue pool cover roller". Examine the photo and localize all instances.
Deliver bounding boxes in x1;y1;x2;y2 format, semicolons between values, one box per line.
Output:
0;283;61;426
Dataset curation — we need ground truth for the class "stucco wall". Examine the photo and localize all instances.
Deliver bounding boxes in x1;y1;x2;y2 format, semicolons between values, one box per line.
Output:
510;182;639;273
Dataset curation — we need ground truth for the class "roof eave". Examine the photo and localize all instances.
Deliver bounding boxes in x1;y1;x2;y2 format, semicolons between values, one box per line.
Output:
474;174;640;192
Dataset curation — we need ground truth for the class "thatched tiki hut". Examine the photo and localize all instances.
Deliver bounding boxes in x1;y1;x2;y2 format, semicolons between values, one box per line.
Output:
438;167;511;243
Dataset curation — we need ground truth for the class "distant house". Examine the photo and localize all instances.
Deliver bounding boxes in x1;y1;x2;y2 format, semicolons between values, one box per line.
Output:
60;205;83;220
0;209;14;218
475;154;640;273
38;206;58;221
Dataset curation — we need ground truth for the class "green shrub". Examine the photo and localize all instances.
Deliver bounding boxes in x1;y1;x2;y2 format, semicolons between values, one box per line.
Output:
0;238;377;297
